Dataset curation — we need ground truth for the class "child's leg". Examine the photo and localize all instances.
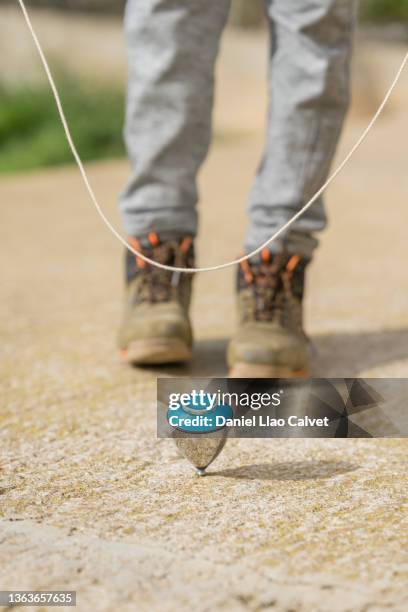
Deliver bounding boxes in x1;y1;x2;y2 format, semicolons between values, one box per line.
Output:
246;0;356;257
120;0;231;241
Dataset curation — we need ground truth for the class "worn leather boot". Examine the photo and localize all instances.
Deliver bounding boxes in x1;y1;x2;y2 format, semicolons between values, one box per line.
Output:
118;234;194;365
228;250;310;378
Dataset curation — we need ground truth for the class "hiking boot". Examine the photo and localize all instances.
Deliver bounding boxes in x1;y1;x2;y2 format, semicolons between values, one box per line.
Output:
118;233;194;365
228;250;310;378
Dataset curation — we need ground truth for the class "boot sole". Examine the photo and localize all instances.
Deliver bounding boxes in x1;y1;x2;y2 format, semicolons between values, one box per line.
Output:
229;362;308;378
120;338;192;365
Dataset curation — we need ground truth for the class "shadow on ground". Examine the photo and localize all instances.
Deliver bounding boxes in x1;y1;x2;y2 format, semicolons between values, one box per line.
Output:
312;328;408;376
211;459;359;481
134;338;230;377
135;328;408;378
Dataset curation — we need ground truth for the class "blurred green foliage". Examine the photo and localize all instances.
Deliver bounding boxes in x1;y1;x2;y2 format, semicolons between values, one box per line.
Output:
360;0;408;21
228;0;408;26
0;74;125;174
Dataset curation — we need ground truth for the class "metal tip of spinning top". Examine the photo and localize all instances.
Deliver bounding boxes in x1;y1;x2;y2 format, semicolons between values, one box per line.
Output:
173;431;227;476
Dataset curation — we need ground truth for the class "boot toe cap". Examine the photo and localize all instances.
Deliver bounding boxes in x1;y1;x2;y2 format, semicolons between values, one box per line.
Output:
228;324;308;371
118;303;192;348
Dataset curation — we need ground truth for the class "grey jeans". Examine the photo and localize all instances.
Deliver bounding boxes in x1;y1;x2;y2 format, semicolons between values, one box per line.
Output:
120;0;356;257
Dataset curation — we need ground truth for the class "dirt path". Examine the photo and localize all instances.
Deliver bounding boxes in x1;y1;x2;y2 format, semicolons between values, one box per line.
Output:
1;9;408;612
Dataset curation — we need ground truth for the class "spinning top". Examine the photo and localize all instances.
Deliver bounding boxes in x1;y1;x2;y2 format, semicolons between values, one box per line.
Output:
167;389;232;475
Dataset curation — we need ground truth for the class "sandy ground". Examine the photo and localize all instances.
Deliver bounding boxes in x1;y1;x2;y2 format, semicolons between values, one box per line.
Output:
1;7;408;612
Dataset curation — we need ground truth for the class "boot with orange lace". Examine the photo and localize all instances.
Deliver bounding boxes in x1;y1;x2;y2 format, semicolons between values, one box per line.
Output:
228;250;310;378
118;233;194;365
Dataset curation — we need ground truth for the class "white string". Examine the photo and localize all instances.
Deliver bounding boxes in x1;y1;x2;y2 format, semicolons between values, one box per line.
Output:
17;0;408;274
